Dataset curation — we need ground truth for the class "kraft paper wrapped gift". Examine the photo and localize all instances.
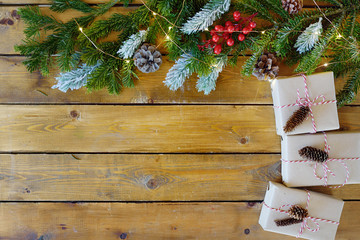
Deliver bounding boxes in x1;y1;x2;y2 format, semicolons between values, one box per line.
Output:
271;72;339;136
282;132;360;187
259;182;344;240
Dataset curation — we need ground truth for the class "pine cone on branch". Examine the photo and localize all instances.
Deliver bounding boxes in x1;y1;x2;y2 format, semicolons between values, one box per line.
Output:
284;106;310;133
299;146;329;162
252;52;279;81
282;0;303;15
134;43;162;73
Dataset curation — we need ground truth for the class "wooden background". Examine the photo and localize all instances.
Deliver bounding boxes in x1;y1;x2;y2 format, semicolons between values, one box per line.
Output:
0;1;359;239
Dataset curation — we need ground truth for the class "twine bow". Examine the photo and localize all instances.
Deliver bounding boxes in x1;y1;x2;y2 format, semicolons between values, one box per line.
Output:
282;132;360;188
274;74;336;133
264;191;339;238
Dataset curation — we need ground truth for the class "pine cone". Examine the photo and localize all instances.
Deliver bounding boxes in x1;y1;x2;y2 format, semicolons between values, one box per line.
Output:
283;106;310;133
275;205;307;227
134;44;162;73
288;205;308;220
282;0;303;15
275;218;303;227
252;52;279;81
299;146;329;162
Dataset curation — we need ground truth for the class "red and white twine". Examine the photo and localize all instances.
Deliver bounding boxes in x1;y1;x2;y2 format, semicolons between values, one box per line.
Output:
263;191;339;238
282;132;360;188
274;74;337;133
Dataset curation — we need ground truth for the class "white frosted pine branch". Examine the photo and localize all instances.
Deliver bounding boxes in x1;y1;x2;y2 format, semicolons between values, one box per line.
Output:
196;56;227;95
295;17;323;54
181;0;231;34
52;62;100;92
163;54;193;91
117;29;148;59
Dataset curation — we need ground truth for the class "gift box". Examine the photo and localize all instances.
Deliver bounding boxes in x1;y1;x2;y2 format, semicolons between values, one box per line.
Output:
259;182;344;240
281;131;360;187
271;72;339;136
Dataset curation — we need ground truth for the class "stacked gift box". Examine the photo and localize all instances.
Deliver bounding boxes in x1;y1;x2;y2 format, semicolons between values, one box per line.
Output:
258;72;360;240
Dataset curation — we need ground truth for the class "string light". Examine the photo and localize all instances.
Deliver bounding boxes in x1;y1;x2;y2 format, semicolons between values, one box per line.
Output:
205;28;209;31
337;34;342;39
168;26;172;30
323;63;328;67
79;27;83;32
166;35;170;40
152;12;157;16
261;31;265;34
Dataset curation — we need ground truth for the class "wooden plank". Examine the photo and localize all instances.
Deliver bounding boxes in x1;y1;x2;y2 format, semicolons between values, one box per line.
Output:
1;56;358;104
1;153;360;201
0;105;359;153
0;202;358;239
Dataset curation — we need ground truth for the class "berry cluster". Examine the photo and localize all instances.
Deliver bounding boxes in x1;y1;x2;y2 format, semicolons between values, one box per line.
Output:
198;11;258;54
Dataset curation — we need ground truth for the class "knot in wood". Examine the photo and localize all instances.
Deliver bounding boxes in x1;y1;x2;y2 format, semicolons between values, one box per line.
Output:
146;178;159;189
70;110;80;119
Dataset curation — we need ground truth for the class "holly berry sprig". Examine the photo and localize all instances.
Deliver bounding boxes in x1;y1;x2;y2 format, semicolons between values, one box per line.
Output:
198;11;258;55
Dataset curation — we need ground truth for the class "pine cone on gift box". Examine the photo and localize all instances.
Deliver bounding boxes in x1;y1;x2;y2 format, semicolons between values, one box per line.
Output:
283;106;310;133
275;205;308;227
134;44;162;73
252;52;279;81
299;146;329;162
282;0;303;15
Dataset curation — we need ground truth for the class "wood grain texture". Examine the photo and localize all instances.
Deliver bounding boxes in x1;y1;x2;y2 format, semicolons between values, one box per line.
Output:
1;56;358;104
1;153;360;201
0;201;358;240
0;105;359;153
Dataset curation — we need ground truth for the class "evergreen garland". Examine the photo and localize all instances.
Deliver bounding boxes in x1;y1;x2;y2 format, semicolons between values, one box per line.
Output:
15;0;360;105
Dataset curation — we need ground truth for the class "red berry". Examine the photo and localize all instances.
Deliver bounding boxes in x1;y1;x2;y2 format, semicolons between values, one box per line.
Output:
226;38;234;46
234;25;240;32
210;29;216;35
238;33;245;41
242;27;251;35
227;25;235;33
249;22;256;28
215;25;224;32
214;44;222;54
225;21;233;27
233;11;241;20
234;16;241;22
223;33;230;39
212;34;220;42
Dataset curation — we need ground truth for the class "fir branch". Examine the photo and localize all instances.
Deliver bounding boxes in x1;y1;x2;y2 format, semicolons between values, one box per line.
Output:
181;0;231;34
50;0;94;13
242;30;275;76
121;60;138;87
117;29;148;59
52;62;100;92
336;69;360;107
295;15;344;74
164;54;194;91
233;0;274;23
196;55;227;95
295;17;323;54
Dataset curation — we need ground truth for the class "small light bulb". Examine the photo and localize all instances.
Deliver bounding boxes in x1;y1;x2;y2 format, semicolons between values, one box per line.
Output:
261;31;265;34
205;28;209;31
337;34;342;39
152;12;157;16
125;60;130;63
315;31;320;35
79;27;83;32
168;26;172;30
166;35;170;40
324;63;328;67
